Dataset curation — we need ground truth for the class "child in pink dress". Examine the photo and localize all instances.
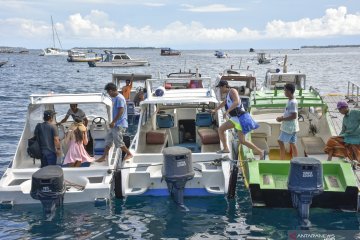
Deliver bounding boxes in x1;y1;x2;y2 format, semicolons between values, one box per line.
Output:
63;121;94;167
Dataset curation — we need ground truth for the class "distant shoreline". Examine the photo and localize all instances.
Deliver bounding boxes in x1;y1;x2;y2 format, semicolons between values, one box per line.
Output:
301;44;360;48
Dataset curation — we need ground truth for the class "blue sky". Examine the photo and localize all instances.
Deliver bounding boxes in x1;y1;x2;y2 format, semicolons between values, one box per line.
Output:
0;0;359;49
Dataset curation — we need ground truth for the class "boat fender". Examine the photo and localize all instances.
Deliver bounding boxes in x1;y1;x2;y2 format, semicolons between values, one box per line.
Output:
114;170;123;199
227;164;238;199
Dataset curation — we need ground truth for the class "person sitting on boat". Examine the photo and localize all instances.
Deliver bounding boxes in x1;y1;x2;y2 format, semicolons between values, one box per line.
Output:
324;101;360;162
122;74;134;100
96;83;133;162
276;83;299;160
57;104;88;126
35;110;61;167
63;117;94;167
212;80;266;159
133;87;145;106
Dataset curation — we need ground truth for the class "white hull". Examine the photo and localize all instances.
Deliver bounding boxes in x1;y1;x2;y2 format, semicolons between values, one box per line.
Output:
93;60;148;67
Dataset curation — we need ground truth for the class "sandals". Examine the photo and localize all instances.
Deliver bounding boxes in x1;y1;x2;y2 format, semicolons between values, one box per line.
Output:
216;149;230;154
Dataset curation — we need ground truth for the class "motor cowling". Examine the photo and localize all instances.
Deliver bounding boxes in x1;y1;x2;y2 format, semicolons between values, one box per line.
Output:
30;165;66;218
162;147;194;210
288;157;324;229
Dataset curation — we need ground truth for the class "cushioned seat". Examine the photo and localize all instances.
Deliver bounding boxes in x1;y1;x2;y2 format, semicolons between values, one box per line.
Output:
301;137;326;155
196;112;213;127
157;114;174;128
198;128;220;145
141;130;168;153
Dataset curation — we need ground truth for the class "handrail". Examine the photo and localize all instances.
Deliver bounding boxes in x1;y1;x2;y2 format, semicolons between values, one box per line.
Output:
347;81;360;107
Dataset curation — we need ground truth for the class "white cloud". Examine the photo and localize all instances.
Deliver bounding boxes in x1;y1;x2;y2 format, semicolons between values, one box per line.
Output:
144;2;165;7
0;6;359;48
181;4;243;12
265;6;360;38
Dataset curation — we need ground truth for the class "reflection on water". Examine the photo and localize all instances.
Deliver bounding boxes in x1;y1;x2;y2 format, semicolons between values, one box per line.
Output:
0;48;360;239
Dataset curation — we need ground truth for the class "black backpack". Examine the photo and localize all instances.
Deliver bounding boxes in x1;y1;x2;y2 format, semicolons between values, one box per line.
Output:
27;124;42;161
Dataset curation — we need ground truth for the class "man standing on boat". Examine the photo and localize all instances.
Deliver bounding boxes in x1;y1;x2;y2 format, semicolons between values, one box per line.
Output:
57;104;88;126
35;110;61;167
212;80;265;159
122;74;134;100
96;83;133;162
325;101;360;162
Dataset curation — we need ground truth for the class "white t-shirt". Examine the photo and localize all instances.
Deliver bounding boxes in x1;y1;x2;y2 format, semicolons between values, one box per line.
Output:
280;98;299;134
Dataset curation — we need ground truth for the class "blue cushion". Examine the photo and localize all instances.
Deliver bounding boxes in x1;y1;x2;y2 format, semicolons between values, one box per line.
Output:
94;139;106;155
157;114;174;128
196;113;213;127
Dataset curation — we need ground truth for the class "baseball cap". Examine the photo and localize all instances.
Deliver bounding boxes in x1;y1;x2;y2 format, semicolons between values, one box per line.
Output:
43;109;57;118
216;80;228;87
336;101;348;109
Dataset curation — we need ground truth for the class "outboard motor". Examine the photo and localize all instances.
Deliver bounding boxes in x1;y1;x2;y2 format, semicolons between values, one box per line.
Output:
162;147;195;210
30;165;66;218
288;157;323;229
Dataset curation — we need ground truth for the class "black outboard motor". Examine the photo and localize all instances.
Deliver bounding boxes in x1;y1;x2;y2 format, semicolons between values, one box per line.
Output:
162;147;195;210
30;165;66;218
288;157;323;229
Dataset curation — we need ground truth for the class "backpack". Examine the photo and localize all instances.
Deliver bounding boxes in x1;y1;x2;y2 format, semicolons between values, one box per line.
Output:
27;124;42;160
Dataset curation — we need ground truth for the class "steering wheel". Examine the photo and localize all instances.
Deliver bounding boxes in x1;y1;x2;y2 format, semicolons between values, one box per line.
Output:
92;117;107;125
136;86;144;93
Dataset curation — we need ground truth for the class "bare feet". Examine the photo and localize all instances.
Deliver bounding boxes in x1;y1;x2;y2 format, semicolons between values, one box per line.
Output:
95;156;106;162
123;154;133;161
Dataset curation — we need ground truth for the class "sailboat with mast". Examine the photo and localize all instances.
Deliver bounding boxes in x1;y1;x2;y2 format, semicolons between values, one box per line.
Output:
40;16;67;56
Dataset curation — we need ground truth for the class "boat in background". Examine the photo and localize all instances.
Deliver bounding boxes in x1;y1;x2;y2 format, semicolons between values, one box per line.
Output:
0;61;7;67
88;51;148;67
160;48;181;56
214;50;228;58
40;16;67;56
67;50;101;62
215;65;257;110
257;52;271;64
119;76;239;207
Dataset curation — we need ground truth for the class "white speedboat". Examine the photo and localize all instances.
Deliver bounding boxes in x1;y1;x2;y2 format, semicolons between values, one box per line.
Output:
257;52;271;64
263;69;306;90
67;50;102;62
88;51;148;67
119;76;239;207
0;93;124;211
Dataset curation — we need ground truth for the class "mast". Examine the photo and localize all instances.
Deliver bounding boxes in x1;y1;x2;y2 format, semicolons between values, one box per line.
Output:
51;16;55;48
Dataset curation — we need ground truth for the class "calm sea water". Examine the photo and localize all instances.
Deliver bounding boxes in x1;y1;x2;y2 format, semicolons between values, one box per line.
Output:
0;48;360;239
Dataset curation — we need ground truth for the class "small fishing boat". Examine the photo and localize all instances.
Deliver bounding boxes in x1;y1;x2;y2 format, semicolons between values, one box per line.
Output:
257;52;271;64
160;48;181;56
67;50;101;62
240;88;358;227
0;93;127;214
118;76;239;208
88;51;148;67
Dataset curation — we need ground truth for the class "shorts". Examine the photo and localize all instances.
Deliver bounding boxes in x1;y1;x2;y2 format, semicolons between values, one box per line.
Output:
229;117;243;131
278;131;297;144
105;126;126;148
41;149;57;167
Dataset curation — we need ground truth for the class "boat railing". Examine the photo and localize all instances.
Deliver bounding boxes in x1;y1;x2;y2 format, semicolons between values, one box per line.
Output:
346;81;360;107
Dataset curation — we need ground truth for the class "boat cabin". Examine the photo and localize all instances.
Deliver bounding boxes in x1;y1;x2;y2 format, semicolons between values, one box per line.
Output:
264;69;306;90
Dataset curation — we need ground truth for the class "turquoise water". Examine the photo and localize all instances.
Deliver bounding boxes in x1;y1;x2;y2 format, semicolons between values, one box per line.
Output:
0;48;360;239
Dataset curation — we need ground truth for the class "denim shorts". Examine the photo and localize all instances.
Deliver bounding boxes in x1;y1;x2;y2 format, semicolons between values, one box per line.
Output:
278;131;297;144
105;126;126;148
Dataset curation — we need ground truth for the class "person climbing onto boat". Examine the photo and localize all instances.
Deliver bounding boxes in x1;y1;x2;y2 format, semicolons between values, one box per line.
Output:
96;82;133;162
63;118;94;167
122;74;134;100
324;101;360;162
212;80;265;159
35;110;61;167
276;83;299;160
57;104;88;126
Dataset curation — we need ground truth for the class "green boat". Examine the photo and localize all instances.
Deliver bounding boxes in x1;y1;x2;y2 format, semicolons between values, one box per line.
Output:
239;87;359;212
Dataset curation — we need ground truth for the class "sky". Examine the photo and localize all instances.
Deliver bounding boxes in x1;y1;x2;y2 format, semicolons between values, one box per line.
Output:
0;0;359;50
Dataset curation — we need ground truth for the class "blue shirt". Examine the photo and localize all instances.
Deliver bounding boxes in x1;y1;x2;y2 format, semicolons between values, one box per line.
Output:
112;93;128;128
341;109;360;144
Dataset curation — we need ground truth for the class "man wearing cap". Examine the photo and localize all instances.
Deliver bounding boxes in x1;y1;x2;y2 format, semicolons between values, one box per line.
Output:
34;110;61;167
57;104;88;126
122;74;134;100
325;101;360;161
212;80;265;159
96;82;133;162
